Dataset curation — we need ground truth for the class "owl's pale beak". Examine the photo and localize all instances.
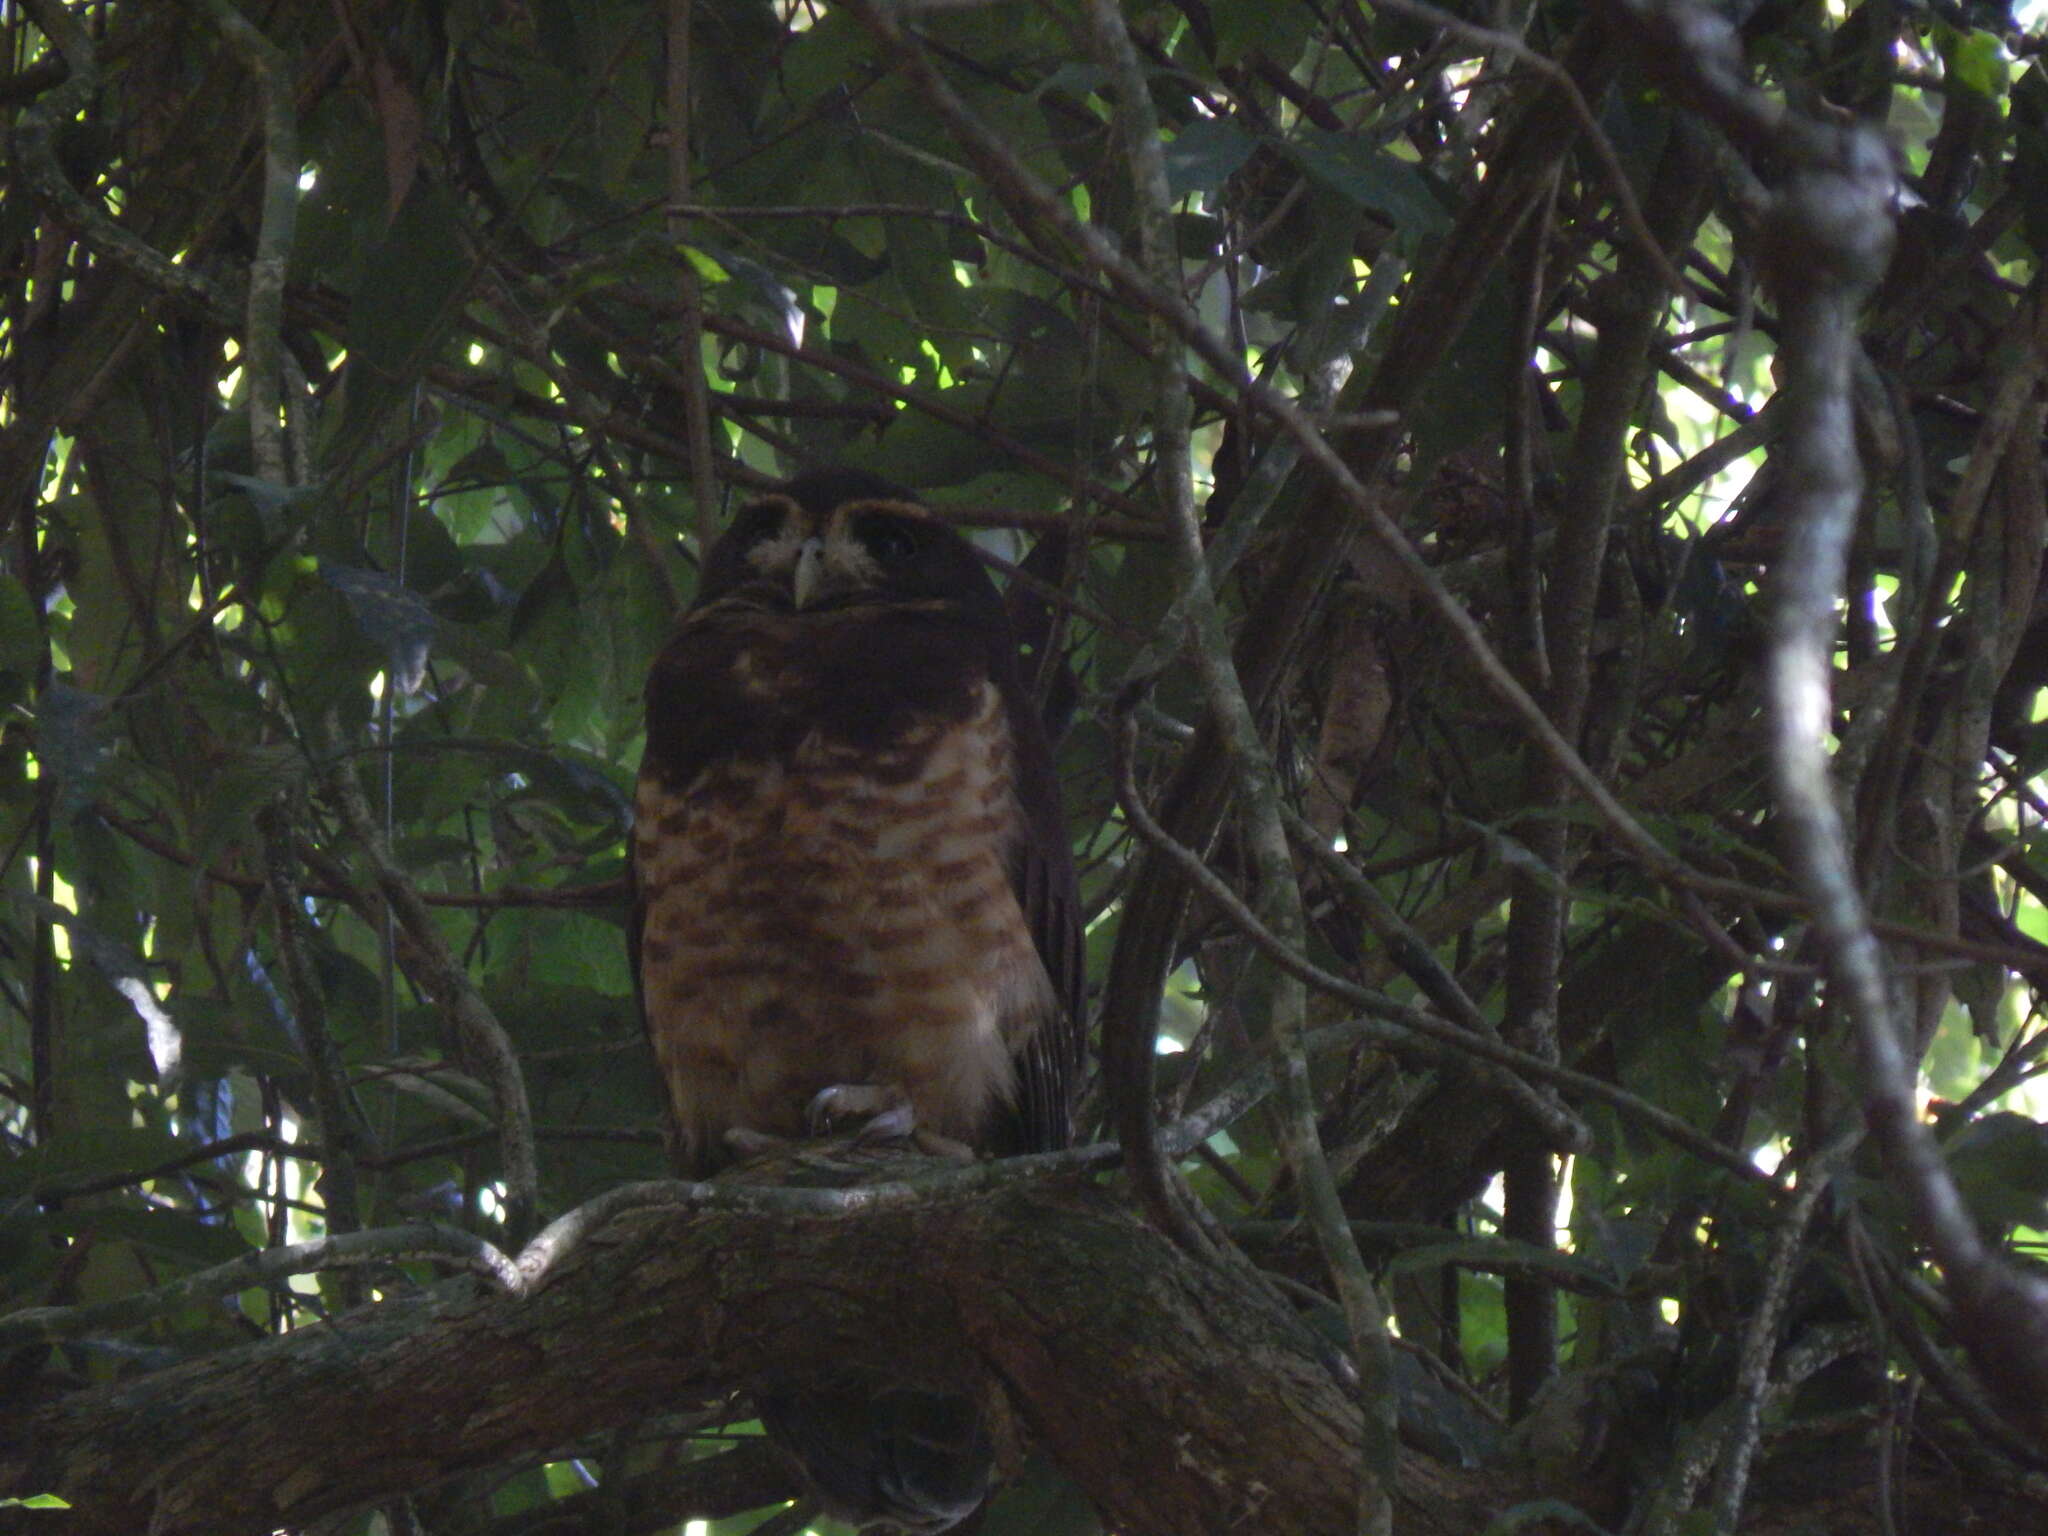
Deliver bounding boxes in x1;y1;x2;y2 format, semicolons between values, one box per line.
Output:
792;537;826;609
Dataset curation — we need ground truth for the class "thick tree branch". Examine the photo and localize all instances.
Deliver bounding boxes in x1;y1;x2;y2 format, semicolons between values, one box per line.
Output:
9;1164;2033;1535
3;1179;1403;1536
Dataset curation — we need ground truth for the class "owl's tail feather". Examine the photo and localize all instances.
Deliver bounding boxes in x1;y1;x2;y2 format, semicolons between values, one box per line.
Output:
757;1382;993;1534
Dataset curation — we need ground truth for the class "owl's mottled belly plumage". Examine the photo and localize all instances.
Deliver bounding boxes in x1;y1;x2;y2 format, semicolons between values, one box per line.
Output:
633;678;1050;1174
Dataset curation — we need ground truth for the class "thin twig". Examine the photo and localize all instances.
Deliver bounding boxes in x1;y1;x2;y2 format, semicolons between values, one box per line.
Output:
12;0;238;321
196;0;297;485
670;200;1122;306
98;799;623;908
1280;803;1592;1153
27;1132;297;1201
258;799;367;1287
323;731;542;1242
1083;4;1395;1524
1114;708;1777;1188
1368;0;1700;306
1708;1125;1863;1531
0;1224;523;1349
666;0;721;577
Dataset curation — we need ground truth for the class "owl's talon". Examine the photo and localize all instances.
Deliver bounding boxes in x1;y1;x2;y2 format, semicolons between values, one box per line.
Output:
808;1083;915;1142
723;1127;787;1157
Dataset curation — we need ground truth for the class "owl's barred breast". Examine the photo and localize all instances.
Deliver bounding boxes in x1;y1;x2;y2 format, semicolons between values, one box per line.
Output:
634;671;1050;1174
632;472;1079;1533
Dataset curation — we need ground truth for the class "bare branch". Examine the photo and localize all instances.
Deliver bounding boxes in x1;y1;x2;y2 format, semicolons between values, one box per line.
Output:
0;1223;522;1349
665;0;722;569
1113;705;1781;1186
322;736;542;1242
195;0;298;486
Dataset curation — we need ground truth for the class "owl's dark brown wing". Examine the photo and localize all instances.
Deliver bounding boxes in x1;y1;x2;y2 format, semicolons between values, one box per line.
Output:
993;658;1085;1157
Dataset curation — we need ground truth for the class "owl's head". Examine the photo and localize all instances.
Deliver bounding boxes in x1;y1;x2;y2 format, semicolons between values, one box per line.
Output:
696;469;1006;624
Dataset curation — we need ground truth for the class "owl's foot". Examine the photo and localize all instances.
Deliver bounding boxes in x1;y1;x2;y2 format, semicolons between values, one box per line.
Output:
808;1082;914;1141
805;1085;975;1160
723;1126;787;1158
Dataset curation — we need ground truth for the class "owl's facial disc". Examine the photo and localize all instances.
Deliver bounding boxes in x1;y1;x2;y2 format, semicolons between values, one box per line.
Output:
723;491;954;615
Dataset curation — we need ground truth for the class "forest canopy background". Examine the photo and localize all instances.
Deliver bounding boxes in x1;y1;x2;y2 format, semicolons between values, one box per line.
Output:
2;0;2048;1533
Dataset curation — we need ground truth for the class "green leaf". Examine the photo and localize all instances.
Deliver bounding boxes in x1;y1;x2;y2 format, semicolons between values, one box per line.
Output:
674;243;731;283
1164;118;1255;199
33;682;112;819
1944;1111;2048;1239
1293;128;1451;237
1947;26;2009;99
0;571;41;709
43;1202;253;1268
1208;0;1316;68
337;180;471;450
1394;1347;1504;1469
319;559;438;694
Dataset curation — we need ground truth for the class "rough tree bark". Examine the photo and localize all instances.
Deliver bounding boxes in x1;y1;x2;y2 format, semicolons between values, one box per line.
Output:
4;1169;2045;1535
1;1177;1395;1536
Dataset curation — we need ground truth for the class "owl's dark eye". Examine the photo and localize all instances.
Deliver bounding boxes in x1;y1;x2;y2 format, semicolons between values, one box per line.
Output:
858;516;922;566
731;502;785;547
